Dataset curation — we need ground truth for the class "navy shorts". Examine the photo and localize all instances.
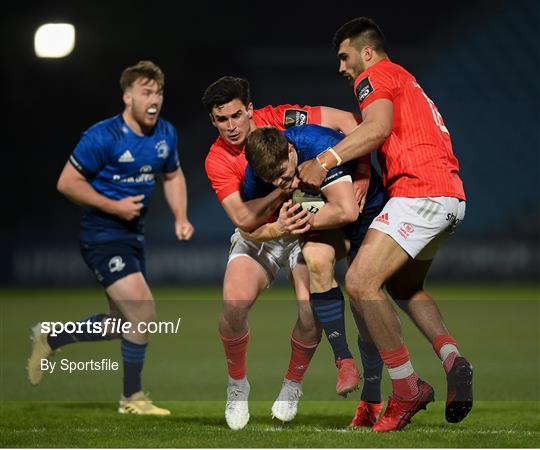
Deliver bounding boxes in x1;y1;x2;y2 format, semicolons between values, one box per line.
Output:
345;193;385;262
80;239;146;288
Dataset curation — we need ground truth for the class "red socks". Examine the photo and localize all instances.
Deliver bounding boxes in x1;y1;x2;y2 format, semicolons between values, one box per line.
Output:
220;329;250;380
432;334;460;373
380;344;419;399
285;336;318;382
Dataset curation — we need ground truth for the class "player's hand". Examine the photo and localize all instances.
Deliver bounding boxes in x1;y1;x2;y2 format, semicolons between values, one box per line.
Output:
114;194;145;221
175;219;194;241
277;200;313;235
298;159;327;191
353;177;369;213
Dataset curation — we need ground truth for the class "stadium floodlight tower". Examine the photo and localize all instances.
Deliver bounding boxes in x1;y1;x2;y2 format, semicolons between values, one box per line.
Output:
34;23;75;58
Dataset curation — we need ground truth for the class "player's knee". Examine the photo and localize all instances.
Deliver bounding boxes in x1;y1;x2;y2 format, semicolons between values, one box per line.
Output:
345;269;379;301
222;299;251;323
304;253;333;284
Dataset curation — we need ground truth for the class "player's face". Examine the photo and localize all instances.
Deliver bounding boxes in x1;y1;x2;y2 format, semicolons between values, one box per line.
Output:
337;39;366;85
272;146;299;192
211;99;253;147
124;78;163;131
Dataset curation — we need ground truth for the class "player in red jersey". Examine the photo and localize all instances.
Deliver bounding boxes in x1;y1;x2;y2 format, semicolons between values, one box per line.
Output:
202;76;371;429
298;18;473;432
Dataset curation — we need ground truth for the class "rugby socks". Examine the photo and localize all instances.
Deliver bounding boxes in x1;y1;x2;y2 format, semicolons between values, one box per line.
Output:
47;313;109;350
432;334;460;373
121;337;147;398
285;336;318;382
220;329;250;380
310;287;353;361
358;338;383;403
380;344;420;399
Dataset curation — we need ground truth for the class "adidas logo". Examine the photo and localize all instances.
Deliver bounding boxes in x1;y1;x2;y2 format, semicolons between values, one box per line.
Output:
328;331;341;339
375;212;390;225
118;150;134;163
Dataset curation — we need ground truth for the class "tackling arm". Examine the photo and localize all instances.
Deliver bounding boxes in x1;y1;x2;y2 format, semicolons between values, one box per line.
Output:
320;106;360;135
299;99;393;189
221;189;289;232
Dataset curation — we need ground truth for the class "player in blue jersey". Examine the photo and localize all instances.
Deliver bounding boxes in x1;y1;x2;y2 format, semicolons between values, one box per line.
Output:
242;125;387;427
26;61;193;415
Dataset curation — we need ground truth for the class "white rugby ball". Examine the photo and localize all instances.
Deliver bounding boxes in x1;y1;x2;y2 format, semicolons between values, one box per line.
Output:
292;188;325;214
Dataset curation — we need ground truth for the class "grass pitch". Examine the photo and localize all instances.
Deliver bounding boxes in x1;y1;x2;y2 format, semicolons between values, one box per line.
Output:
1;283;539;447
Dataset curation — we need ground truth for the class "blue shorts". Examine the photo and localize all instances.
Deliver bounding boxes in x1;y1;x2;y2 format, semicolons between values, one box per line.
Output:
80;239;146;288
345;193;385;262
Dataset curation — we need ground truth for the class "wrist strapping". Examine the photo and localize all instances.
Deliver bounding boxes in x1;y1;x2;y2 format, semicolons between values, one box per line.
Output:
317;147;342;171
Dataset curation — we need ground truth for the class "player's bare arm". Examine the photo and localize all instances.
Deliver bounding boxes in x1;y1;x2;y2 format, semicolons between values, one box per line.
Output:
221;189;289;232
320;106;359;134
298;99;393;189
311;179;359;230
352;155;371;211
239;201;312;242
163;168;194;240
243;177;359;241
57;161;144;221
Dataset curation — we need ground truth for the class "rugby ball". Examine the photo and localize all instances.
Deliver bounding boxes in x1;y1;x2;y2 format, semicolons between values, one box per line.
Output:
292;188;325;214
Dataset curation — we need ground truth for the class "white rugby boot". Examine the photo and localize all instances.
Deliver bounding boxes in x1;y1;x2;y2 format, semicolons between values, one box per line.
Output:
225;377;250;430
271;379;303;422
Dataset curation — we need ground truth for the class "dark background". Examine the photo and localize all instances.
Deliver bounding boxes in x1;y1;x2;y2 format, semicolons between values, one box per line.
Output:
3;0;539;285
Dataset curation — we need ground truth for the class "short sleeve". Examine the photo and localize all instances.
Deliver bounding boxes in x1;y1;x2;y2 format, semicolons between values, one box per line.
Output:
261;104;323;129
70;129;109;178
354;69;394;112
164;127;180;173
205;152;242;203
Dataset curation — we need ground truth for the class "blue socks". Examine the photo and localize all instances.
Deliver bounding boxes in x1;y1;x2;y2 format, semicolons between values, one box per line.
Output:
121;337;147;397
310;287;353;361
46;314;109;350
358;338;383;403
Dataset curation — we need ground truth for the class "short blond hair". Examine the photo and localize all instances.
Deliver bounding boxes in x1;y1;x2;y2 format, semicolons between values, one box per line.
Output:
119;60;164;92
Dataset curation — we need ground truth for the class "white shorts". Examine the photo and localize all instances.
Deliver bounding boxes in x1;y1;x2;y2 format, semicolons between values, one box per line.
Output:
369;197;466;260
228;229;304;285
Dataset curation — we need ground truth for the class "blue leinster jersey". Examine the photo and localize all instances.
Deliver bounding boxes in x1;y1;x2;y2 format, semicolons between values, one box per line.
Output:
243;124;383;205
69;114;180;243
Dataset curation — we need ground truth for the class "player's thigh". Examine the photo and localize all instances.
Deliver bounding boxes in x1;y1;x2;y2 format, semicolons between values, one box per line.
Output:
290;262;310;301
386;258;433;300
106;272;155;323
346;228;410;292
301;230;345;277
223;255;268;305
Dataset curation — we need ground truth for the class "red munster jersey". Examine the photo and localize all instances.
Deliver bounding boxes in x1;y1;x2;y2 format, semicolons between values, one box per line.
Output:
205;105;322;202
354;58;465;200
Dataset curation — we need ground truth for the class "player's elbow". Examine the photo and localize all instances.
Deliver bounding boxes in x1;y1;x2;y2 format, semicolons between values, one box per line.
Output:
57;176;69;196
341;204;360;225
234;217;258;233
375;121;392;142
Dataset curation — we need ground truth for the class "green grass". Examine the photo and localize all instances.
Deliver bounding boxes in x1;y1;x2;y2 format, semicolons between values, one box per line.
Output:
1;284;539;447
1;401;539;447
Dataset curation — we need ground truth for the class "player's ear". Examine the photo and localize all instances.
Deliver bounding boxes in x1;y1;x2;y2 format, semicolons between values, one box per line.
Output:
123;90;132;108
209;113;217;128
362;46;375;62
247;102;254;118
